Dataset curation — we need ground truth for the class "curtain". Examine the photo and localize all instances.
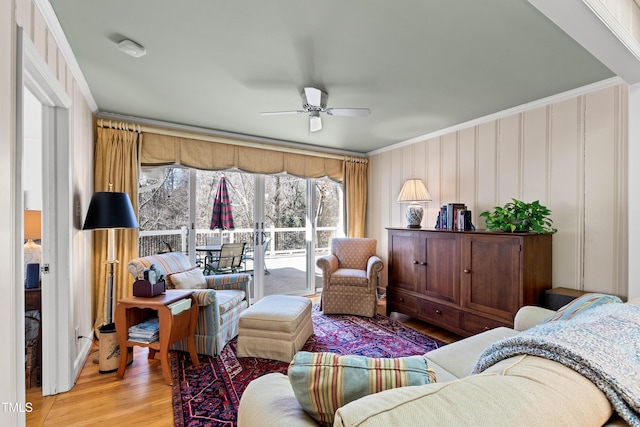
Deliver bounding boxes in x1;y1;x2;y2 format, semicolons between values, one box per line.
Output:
140;132;344;181
92;124;140;330
344;157;368;237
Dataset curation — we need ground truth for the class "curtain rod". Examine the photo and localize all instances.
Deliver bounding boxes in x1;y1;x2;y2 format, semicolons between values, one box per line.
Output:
96;119;141;133
95;116;366;162
345;156;368;164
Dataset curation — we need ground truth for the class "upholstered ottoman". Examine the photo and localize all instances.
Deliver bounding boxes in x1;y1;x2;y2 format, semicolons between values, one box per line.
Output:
236;295;314;363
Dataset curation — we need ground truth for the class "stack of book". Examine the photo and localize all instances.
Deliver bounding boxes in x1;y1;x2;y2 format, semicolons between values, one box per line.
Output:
436;203;474;230
128;317;160;344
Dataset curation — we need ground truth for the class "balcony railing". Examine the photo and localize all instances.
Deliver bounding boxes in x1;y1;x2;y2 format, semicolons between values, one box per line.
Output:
138;226;339;258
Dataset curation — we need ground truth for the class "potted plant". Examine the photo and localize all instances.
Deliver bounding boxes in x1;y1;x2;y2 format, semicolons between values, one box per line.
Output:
480;199;557;233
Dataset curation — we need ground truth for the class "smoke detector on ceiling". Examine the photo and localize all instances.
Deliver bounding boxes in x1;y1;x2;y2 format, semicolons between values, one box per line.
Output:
117;39;146;58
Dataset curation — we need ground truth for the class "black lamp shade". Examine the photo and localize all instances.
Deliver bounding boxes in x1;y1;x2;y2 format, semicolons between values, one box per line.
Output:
83;192;139;230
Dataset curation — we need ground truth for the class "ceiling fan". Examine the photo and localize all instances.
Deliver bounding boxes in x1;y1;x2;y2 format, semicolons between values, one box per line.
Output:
260;87;370;132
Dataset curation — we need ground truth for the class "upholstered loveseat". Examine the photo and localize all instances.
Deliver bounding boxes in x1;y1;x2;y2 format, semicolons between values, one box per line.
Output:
127;252;251;357
238;296;640;427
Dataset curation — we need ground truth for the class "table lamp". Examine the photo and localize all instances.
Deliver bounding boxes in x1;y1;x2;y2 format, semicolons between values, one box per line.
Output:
397;179;432;228
24;209;42;287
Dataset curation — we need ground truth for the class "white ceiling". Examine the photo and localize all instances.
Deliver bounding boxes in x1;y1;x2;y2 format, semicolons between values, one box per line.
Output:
49;0;615;154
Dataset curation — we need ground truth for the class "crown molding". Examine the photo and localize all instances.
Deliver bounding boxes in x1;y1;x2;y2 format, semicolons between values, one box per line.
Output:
367;76;624;156
33;0;98;112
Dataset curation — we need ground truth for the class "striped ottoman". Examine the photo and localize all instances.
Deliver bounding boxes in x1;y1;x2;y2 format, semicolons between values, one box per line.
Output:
236;295;314;363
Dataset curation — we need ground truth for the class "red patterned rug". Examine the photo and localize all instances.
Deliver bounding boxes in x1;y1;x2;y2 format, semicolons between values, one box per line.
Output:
171;309;446;426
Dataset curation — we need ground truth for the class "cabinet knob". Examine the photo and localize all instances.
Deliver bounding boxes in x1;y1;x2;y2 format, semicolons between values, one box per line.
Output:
435;309;442;315
420;262;427;266
463;269;470;273
413;260;419;265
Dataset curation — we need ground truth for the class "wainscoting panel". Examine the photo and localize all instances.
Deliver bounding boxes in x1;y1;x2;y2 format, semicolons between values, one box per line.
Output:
368;84;629;297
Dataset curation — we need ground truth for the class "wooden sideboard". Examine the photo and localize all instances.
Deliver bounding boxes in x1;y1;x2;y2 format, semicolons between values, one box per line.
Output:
386;228;552;336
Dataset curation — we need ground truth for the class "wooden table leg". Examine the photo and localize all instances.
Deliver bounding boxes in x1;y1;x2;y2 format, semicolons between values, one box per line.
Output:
115;304;129;379
187;295;200;366
158;308;173;385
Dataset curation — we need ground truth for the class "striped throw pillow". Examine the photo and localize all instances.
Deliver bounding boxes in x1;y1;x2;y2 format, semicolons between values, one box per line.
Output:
541;293;622;324
288;351;436;427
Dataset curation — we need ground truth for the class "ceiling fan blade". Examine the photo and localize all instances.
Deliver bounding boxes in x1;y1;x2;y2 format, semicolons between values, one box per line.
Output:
326;108;371;117
260;110;305;116
304;87;323;107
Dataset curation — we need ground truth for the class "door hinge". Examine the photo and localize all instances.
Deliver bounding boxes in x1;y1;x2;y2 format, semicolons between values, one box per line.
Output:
41;264;50;274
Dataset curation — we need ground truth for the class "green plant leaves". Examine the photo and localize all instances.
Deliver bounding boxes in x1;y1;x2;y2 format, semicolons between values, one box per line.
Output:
479;199;557;233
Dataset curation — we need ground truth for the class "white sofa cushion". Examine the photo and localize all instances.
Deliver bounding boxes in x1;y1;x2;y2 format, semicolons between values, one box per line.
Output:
334;355;613;427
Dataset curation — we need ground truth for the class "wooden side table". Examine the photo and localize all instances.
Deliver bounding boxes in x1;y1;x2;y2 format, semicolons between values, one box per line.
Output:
115;289;200;385
542;287;589;311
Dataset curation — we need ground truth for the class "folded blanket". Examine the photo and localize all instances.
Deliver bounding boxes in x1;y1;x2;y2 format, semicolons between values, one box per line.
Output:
472;303;640;426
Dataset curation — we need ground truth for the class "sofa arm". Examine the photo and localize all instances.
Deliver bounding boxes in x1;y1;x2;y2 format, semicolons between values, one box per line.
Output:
513;306;556;331
238;373;317;427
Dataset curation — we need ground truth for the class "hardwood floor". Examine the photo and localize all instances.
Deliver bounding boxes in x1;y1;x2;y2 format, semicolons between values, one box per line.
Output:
26;297;461;426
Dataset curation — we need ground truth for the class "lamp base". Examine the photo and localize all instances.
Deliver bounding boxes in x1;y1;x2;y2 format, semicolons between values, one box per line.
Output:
405;203;424;228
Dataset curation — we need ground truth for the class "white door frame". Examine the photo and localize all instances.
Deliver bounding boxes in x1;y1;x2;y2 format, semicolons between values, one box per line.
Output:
16;27;76;399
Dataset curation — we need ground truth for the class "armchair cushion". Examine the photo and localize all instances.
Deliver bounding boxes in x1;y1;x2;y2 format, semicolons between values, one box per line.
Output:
167;267;207;290
217;290;246;314
331;269;368;287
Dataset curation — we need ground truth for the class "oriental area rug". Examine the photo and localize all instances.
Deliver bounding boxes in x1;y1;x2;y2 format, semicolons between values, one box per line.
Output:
171;309;446;427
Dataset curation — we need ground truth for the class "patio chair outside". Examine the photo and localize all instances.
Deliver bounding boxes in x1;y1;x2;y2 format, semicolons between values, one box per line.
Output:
242;238;271;275
206;242;246;274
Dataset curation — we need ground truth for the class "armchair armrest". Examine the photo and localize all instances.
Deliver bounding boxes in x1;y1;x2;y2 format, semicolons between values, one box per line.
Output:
316;255;339;275
205;273;251;291
204;273;252;306
513;305;555;331
191;289;217;307
317;255;339;289
366;256;384;279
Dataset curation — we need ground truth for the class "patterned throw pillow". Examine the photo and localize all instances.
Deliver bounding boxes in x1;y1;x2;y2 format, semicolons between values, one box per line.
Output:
541;293;622;324
166;267;207;290
288;351;436;427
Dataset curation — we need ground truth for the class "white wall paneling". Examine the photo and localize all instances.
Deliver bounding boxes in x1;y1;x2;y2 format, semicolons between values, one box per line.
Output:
369;84;630;298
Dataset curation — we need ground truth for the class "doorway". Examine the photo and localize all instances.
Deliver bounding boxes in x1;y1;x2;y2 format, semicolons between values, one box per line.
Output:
16;27;76;403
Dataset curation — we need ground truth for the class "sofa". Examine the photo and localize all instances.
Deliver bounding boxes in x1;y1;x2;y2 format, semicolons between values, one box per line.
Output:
127;252;251;357
238;297;640;427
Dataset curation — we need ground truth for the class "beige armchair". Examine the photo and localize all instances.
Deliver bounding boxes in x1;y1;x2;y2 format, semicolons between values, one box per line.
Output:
316;238;384;317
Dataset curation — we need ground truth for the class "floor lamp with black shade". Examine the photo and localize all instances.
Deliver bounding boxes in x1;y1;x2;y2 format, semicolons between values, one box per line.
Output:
83;188;138;373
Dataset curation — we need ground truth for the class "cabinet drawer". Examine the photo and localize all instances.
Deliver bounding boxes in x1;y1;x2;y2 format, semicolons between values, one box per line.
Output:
387;289;418;315
419;300;461;330
462;312;512;335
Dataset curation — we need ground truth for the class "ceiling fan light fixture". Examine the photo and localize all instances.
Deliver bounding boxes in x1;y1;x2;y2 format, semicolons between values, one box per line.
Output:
117;39;146;58
309;111;322;132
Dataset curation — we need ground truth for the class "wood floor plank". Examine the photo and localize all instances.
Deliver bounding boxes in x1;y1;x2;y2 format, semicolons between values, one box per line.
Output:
26;297;460;426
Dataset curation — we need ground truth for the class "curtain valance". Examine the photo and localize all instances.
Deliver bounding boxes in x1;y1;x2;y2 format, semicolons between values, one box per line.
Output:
140;132;344;181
